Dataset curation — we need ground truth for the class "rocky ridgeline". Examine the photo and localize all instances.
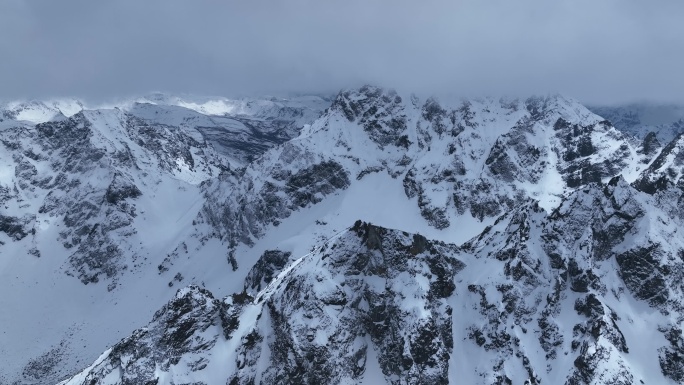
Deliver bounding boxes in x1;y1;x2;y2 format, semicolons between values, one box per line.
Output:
60;221;466;385
198;86;652;248
0;97;323;289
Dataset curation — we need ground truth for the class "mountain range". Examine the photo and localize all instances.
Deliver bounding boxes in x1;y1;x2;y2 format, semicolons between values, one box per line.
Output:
1;87;684;384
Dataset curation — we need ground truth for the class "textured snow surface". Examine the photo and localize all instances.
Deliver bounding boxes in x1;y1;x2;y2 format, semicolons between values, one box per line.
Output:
3;86;684;384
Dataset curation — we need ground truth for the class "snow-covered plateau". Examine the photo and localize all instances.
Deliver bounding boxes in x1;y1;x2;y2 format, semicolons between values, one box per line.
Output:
1;87;684;384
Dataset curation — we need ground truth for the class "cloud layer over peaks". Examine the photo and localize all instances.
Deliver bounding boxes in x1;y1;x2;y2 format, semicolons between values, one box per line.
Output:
1;0;682;104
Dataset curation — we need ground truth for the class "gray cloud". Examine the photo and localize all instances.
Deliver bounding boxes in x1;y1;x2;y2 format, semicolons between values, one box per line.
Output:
1;0;683;104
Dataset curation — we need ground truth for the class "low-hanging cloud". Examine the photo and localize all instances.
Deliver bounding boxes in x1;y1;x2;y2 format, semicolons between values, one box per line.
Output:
1;0;683;104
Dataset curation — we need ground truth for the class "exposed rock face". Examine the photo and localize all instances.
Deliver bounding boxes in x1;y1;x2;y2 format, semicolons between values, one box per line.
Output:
332;86;409;148
199;157;351;247
659;326;684;382
60;286;225;385
244;249;292;292
552;118;629;188
0;214;33;241
0;109;232;287
639;132;662;157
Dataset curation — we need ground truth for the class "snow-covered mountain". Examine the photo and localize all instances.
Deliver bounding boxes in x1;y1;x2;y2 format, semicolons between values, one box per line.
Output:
0;95;328;385
60;176;684;384
2;86;684;384
197;86;650;248
589;103;684;144
1;94;331;165
0;99;85;125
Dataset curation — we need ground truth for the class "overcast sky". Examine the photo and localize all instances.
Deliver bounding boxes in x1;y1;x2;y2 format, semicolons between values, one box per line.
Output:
1;0;682;104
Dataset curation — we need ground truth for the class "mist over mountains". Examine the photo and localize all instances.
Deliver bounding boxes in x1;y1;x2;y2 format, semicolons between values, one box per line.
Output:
3;0;684;104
